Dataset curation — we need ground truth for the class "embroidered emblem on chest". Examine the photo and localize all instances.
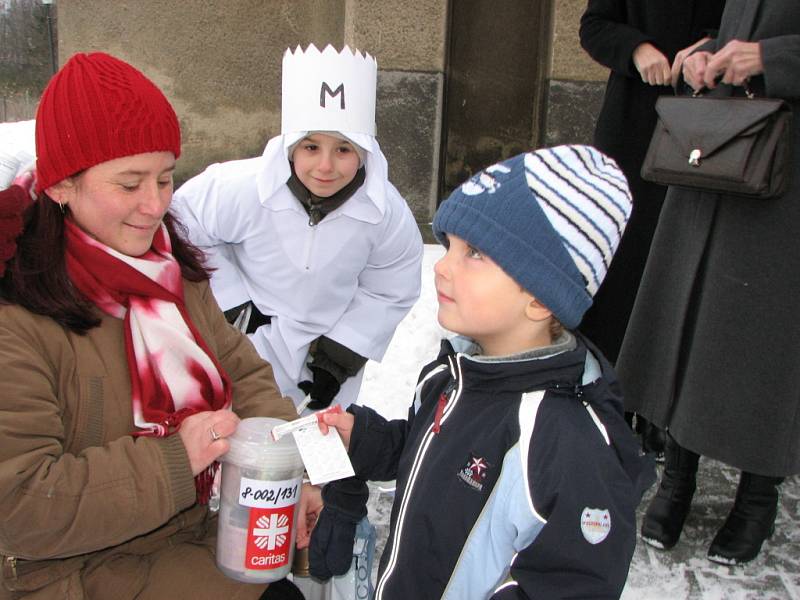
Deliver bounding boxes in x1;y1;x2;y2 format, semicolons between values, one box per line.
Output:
457;453;491;492
580;507;611;544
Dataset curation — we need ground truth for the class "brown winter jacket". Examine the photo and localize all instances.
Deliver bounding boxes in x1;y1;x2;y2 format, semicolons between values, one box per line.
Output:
0;279;297;599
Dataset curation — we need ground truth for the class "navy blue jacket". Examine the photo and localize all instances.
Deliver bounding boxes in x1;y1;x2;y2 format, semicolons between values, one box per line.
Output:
348;335;651;599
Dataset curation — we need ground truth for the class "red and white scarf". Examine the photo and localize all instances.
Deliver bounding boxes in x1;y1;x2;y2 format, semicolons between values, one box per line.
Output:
64;219;231;501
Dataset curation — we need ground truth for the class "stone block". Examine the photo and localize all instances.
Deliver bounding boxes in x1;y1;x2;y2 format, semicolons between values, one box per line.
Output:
543;79;605;147
377;70;443;224
344;0;447;72
551;0;608;82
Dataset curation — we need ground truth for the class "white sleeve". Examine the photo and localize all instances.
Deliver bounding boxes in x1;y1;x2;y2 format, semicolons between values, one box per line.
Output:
170;161;260;310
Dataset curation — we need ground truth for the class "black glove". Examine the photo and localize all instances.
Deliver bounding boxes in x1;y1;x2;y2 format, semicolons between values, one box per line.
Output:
299;337;368;410
308;478;369;580
298;366;341;410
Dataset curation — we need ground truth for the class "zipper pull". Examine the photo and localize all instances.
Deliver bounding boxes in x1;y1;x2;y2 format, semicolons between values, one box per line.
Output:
432;392;447;434
4;556;17;579
432;380;456;434
308;202;322;226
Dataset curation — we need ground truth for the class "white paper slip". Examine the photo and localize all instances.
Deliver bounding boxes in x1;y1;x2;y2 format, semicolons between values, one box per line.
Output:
271;410;320;441
271;404;342;441
291;424;355;486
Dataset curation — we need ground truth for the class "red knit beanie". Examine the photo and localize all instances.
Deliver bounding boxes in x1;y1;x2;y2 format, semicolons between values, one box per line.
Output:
34;52;181;194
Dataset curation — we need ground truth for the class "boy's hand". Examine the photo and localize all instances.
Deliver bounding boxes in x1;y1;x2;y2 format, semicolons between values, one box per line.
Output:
295;483;323;549
318;410;355;449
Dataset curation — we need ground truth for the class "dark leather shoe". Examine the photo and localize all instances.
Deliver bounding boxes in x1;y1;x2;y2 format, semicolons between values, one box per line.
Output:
707;472;783;565
641;434;699;550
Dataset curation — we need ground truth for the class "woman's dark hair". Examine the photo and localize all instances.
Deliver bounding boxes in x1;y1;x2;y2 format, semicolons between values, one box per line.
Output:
0;194;211;334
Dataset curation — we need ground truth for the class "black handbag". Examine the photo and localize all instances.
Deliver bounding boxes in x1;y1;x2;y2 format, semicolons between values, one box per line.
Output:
641;92;793;199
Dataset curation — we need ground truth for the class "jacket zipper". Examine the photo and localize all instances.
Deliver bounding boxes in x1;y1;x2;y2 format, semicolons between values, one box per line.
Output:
376;356;463;599
303;222;317;270
433;378;457;434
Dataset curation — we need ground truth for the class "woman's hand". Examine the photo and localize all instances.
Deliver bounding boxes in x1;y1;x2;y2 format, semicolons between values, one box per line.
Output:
703;40;763;89
318;410;355;449
295;483;323;549
178;409;240;476
633;42;672;86
671;37;711;88
682;50;714;91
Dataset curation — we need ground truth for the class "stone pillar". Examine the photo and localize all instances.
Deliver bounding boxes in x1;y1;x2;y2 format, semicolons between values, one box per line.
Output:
443;1;550;198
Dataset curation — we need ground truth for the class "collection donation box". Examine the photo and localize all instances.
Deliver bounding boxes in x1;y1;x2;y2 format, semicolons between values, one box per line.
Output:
216;417;305;583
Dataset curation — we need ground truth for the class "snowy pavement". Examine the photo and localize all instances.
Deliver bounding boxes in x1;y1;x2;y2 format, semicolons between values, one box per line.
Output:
360;246;800;599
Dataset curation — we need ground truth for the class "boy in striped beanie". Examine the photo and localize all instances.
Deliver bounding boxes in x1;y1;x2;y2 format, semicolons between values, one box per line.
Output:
313;145;652;598
432;144;630;334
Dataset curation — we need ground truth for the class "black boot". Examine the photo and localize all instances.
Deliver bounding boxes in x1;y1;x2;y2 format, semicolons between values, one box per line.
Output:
641;434;699;550
707;472;784;565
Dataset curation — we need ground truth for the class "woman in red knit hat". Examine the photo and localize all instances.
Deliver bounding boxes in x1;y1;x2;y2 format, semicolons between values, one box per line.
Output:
0;52;305;599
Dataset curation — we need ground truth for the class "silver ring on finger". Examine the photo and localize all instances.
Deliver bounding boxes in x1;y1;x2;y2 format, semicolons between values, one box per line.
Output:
210;426;221;442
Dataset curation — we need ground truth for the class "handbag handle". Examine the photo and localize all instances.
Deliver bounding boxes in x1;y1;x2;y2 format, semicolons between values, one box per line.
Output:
690;79;756;99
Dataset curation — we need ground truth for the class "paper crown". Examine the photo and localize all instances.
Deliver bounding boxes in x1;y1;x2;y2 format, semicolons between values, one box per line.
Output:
281;44;377;137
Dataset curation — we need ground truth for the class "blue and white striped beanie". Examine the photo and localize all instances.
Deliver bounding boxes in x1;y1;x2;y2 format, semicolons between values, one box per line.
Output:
433;145;632;329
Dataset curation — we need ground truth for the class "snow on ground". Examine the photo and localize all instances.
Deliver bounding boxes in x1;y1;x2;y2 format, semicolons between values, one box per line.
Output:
359;245;446;419
0;119;36;188
0;119;35;159
0;119;35;154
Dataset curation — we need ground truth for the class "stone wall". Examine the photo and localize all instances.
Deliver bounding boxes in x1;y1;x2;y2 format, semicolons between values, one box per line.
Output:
33;0;612;224
56;0;445;225
57;1;345;183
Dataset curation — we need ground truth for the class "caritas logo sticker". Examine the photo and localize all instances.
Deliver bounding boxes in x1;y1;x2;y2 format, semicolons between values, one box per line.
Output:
580;507;611;545
239;476;301;570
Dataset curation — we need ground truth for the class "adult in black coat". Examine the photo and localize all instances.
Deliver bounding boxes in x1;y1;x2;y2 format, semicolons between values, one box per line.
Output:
578;0;725;364
617;0;800;566
578;0;725;458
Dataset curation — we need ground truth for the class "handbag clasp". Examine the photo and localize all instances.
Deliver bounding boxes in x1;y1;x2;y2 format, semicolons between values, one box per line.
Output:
689;149;702;167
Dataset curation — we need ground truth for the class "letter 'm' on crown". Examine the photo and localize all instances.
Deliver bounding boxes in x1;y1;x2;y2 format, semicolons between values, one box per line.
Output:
281;43;377;136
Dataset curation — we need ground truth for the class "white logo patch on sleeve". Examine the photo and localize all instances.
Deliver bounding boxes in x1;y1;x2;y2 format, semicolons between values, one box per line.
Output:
580;508;611;544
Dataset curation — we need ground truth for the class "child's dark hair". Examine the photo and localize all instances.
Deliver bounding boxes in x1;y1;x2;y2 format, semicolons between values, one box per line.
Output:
0;193;211;333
